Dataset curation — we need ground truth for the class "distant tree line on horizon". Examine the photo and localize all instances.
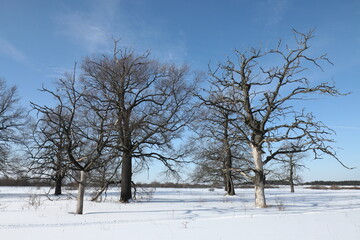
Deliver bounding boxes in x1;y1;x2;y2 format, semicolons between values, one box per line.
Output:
0;29;352;214
2;176;360;188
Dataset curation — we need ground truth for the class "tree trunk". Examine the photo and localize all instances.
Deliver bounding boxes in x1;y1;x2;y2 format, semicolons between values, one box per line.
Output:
225;172;235;195
254;170;266;207
224;175;228;192
224;151;235;196
290;179;295;193
120;152;132;203
251;144;266;208
223;115;235;196
289;160;295;193
76;170;86;214
54;155;64;195
54;175;63;195
223;161;228;191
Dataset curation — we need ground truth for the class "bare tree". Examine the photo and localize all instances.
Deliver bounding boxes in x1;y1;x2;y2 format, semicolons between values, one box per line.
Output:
31;70;112;214
272;140;307;193
81;43;196;202
0;79;27;174
209;29;347;207
28;109;69;195
191;88;250;195
81;89;122;202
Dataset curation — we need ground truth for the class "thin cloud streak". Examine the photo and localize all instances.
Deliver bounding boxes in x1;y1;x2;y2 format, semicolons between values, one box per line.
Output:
0;37;26;61
55;12;111;53
54;0;188;63
54;0;122;53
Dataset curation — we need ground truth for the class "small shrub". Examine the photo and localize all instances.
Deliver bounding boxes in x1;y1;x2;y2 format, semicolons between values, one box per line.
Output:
275;198;285;211
0;203;7;210
137;187;156;201
25;194;42;210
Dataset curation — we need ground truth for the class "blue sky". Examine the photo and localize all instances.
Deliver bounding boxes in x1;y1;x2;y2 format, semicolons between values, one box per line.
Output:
0;0;359;182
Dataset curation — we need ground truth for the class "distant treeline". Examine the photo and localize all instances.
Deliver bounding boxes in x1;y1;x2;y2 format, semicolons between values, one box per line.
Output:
303;180;360;186
0;177;51;187
1;177;360;187
139;180;360;188
136;182;213;188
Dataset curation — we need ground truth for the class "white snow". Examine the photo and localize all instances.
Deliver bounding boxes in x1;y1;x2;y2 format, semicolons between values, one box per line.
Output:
1;186;360;239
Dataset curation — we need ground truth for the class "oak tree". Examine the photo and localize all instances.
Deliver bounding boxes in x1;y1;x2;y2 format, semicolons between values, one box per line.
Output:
209;30;346;207
81;43;196;202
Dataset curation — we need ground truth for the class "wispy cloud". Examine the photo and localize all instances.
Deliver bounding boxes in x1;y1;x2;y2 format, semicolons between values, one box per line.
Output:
54;0;188;63
54;0;121;53
255;0;288;26
0;37;26;61
55;13;111;53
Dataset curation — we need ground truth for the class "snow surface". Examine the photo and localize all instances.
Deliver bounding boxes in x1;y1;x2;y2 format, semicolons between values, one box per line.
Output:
1;186;360;240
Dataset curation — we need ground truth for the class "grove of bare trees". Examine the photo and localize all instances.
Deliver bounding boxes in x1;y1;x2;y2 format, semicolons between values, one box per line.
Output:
0;30;349;212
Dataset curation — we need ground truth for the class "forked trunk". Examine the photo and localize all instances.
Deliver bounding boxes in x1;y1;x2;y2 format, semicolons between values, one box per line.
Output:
120;152;132;203
251;144;266;208
76;170;86;214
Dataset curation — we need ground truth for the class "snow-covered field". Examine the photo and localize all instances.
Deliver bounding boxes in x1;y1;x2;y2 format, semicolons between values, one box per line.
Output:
0;186;359;240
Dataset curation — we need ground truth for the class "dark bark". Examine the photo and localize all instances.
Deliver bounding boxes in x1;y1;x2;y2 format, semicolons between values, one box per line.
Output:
54;175;63;195
54;159;64;195
224;174;228;192
224;114;235;196
224;151;235;195
225;172;235;195
120;152;132;203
